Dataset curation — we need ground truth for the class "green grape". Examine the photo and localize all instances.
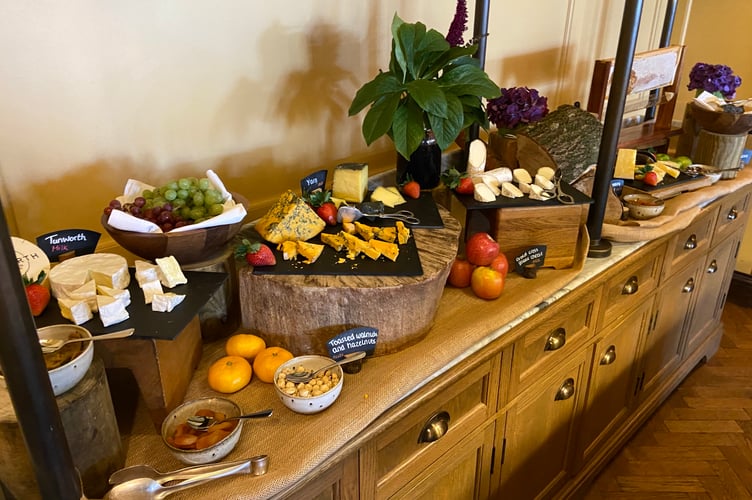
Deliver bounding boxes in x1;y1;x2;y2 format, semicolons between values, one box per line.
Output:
166;180;179;191
203;189;223;206
177;189;189;200
177;178;192;190
189;207;206;220
152;197;166;207
207;203;224;216
192;191;204;207
198;178;211;191
180;206;192;220
142;189;154;200
164;189;177;201
172;198;186;209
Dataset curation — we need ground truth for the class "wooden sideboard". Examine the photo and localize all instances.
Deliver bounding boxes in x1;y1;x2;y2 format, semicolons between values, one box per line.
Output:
278;184;751;499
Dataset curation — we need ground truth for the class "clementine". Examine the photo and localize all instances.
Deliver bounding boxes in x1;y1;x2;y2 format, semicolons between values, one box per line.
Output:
225;333;266;360
253;346;294;383
207;355;252;393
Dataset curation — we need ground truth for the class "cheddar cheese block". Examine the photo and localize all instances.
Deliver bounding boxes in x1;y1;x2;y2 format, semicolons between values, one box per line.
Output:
255;190;326;244
370;186;406;208
614;148;636;180
332;163;368;203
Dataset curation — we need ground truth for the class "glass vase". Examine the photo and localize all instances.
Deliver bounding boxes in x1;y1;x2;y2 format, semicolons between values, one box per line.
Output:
396;129;441;189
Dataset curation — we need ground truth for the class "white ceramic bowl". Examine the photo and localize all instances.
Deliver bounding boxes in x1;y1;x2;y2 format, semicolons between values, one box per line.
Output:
622;193;665;220
40;324;94;396
274;355;344;414
161;396;243;465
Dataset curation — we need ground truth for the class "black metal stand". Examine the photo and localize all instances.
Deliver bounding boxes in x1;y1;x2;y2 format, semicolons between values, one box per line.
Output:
587;0;644;258
467;0;491;145
645;0;678;121
0;203;81;499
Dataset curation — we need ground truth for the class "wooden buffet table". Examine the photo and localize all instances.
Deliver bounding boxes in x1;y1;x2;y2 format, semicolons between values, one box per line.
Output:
118;171;752;500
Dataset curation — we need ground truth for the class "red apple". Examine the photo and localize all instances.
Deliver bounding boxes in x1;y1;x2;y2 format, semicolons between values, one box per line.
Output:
447;257;474;288
471;266;505;300
466;232;500;266
489;253;509;278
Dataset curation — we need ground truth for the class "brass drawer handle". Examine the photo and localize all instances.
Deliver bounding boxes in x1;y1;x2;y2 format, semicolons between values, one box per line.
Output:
727;208;738;220
684;234;697;250
707;260;718;274
683;277;695;293
418;411;450;443
600;345;617;365
555;378;575;401
544;327;566;351
621;275;639;295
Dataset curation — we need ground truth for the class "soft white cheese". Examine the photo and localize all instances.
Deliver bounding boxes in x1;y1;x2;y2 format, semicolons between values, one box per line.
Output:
141;280;163;304
58;298;93;325
135;260;160;287
501;182;524;198
49;253;129;298
473;183;497;202
512;169;532;185
96;295;129;327
97;284;131;308
68;280;98;312
534;174;555;191
156;256;188;288
467;139;487;176
151;293;186;313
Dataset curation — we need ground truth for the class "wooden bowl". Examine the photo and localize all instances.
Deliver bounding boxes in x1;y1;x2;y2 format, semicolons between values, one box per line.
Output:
690;102;752;135
101;192;248;264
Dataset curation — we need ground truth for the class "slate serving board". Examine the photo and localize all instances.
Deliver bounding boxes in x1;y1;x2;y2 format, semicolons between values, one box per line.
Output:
246;225;423;277
35;269;227;340
454;180;592;210
364;191;443;229
622;171;707;197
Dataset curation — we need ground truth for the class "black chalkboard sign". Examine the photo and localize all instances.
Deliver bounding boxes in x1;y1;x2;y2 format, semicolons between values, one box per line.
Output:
36;229;100;262
326;326;378;358
301;169;328;196
513;245;547;277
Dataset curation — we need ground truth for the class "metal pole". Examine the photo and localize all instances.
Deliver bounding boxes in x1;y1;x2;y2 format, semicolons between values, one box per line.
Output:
587;0;644;258
0;202;81;498
645;0;678;120
468;0;491;144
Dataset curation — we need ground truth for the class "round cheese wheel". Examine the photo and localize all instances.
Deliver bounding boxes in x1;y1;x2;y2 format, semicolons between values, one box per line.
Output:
49;253;130;299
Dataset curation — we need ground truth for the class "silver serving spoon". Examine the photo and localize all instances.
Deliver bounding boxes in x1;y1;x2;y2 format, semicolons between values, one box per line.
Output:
284;351;366;384
39;328;135;354
186;408;273;431
104;455;268;499
337;204;420;224
109;459;253;486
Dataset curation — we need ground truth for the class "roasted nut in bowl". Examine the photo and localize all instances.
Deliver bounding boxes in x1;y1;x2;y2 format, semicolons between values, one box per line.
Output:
101;192;248;265
161;397;243;465
274;355;344;414
622;194;665;220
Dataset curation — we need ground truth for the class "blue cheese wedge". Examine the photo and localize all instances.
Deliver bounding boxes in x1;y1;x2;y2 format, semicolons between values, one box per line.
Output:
156;256;188;288
58;297;93;325
49;253;129;298
140;279;163;304
97;284;131;308
97;295;129;327
255;190;326;244
151;293;185;313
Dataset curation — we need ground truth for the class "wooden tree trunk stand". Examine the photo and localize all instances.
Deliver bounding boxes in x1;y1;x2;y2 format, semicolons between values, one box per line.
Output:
694;129;746;170
239;208;461;356
0;357;123;499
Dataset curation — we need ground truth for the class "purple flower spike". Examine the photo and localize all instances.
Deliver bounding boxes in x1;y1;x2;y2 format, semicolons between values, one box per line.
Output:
446;0;468;47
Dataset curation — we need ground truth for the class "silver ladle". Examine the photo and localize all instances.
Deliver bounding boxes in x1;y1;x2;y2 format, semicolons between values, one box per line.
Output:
186;408;273;431
104;455;268;499
284;351;366;384
39;328;135;354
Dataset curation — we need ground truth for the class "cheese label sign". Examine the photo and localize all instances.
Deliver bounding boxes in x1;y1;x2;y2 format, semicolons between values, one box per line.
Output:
327;326;378;357
301;170;328;196
514;245;546;277
36;229;100;262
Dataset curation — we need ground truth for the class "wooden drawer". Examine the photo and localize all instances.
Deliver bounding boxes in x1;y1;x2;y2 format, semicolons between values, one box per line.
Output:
600;244;663;325
361;355;500;498
662;205;719;279
510;285;600;397
712;188;751;248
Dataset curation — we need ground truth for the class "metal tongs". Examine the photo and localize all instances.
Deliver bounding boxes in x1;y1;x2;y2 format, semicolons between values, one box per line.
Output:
105;455;269;499
337;202;420;224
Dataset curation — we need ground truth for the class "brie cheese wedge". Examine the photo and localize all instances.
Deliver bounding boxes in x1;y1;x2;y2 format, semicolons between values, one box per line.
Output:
151;293;186;313
513;168;533;185
473;183;497;202
467;139;487;176
501;182;524;198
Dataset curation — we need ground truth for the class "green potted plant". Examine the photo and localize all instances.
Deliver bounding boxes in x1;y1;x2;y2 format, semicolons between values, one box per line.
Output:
348;13;500;188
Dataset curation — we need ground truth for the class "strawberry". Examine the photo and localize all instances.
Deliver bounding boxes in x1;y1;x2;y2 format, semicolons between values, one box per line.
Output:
305;190;338;225
643;171;659;186
401;180;421;199
23;271;50;317
441;167;474;195
235;239;276;267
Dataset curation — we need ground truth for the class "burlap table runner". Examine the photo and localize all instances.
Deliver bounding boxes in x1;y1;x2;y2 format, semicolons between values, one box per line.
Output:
121;228;592;499
602;168;752;242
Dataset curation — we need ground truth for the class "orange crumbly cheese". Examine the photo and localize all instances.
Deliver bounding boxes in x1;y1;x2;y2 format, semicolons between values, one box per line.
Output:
368;239;399;261
255;190;326;244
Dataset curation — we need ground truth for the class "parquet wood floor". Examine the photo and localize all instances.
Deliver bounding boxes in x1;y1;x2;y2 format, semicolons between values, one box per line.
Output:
582;293;752;499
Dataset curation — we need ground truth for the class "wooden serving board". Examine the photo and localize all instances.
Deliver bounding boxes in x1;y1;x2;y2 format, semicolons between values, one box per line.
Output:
238;207;461;356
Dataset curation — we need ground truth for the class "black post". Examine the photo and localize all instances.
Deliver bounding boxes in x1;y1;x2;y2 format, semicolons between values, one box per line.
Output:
0;203;81;498
468;0;491;144
645;0;678;120
587;0;644;258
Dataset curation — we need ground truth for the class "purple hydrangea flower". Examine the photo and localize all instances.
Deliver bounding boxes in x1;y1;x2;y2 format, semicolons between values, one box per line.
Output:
687;62;742;99
487;87;549;130
446;0;468;47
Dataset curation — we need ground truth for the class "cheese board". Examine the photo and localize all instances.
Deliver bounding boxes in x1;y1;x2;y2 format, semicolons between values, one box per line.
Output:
453;178;592;210
622;171;711;199
364;191;443;229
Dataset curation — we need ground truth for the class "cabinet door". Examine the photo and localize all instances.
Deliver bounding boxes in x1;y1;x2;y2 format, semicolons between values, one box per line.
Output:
283;453;359;500
390;422;496;500
499;350;589;500
639;258;703;399
684;234;739;355
576;300;650;467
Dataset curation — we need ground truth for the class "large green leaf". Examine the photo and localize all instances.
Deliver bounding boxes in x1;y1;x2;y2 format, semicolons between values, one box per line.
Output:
391;100;426;160
440;65;501;99
405;79;447;118
349;72;404;115
427;94;464;150
361;93;402;145
412;28;451;79
390;14;408;78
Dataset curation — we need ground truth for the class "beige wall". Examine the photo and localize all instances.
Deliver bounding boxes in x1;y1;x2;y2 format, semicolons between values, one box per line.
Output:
11;1;749;270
